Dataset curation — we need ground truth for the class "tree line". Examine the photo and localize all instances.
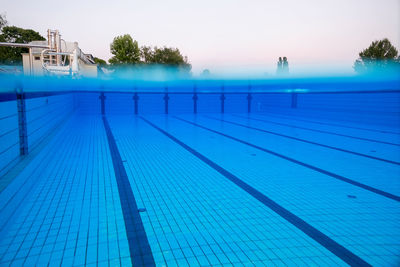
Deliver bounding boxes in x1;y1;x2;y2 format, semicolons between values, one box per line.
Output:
353;38;400;74
1;13;399;74
105;34;191;72
0;14;191;72
0;14;45;64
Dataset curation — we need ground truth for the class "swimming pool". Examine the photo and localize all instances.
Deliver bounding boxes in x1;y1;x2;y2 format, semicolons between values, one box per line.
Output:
0;76;399;266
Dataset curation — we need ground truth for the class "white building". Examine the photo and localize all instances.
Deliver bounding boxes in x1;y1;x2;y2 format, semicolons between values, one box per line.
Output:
0;29;98;77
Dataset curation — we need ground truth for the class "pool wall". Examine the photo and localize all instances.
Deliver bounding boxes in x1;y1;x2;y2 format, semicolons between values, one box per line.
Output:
1;89;399;176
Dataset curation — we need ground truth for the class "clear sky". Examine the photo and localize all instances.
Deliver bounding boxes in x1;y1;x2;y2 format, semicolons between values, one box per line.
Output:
2;0;400;75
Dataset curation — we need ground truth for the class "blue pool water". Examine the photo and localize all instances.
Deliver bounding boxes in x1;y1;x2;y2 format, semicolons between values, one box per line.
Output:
0;75;399;266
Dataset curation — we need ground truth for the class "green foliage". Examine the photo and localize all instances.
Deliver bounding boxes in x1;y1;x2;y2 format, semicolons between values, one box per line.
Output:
0;26;45;65
140;45;191;71
276;56;289;75
94;57;107;66
142;46;188;65
0;13;7;30
201;69;210;77
140;45;153;63
354;38;399;74
109;34;140;65
109;34;191;72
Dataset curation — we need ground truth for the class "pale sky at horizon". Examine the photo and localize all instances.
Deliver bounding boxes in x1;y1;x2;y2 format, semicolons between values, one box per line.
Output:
2;0;400;75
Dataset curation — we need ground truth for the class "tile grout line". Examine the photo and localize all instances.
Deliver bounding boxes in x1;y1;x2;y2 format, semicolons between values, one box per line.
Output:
233;113;400;146
203;115;400;165
254;112;400;136
140;116;372;267
173;116;400;203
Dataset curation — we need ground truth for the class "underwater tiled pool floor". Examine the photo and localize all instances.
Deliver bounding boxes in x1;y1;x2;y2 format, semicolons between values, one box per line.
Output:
0;113;399;266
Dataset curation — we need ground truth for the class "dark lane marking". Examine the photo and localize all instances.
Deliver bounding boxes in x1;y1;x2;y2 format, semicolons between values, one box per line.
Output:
141;116;371;267
173;116;400;203
233;114;400;147
204;115;400;165
256;112;400;136
102;116;155;267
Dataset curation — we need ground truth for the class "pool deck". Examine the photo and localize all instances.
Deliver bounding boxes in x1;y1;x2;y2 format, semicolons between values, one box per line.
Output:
0;112;399;266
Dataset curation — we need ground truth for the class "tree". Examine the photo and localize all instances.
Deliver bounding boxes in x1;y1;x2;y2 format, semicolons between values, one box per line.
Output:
93;57;107;66
276;57;282;74
140;45;191;72
276;56;289;75
140;45;154;63
109;34;140;65
149;47;189;65
109;34;191;73
282;57;289;74
0;13;7;31
0;26;45;64
201;69;210;77
354;38;399;74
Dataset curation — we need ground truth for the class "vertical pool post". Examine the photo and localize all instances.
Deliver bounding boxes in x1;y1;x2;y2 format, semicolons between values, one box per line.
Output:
247;93;252;113
291;93;298;108
220;93;226;113
164;87;169;114
99;92;106;115
16;91;28;155
193;93;198;114
220;85;225;113
193;85;198;114
133;93;139;115
247;84;252;113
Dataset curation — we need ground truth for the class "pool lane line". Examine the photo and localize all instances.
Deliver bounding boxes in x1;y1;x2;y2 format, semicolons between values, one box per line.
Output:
140;116;371;267
203;115;400;165
102;116;155;267
232;114;400;147
256;112;400;136
172;116;400;203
